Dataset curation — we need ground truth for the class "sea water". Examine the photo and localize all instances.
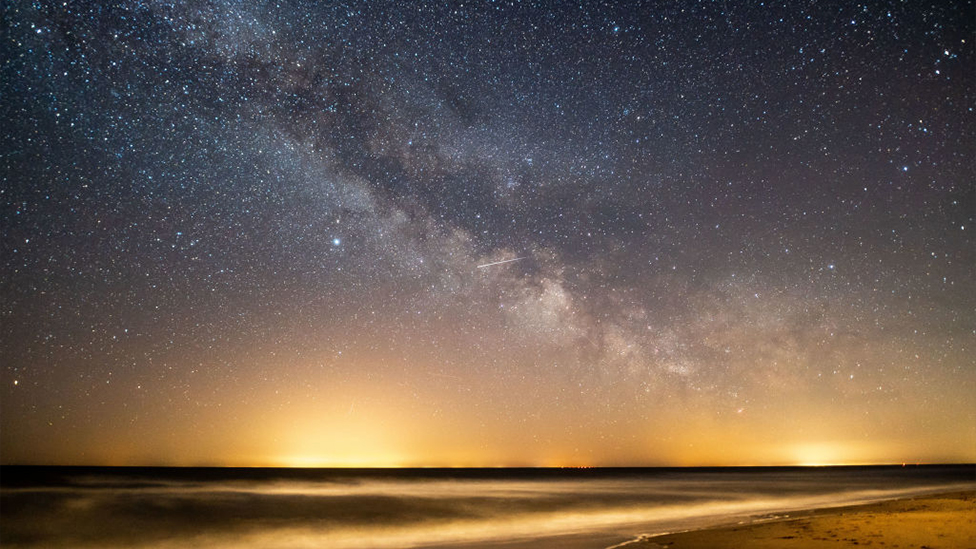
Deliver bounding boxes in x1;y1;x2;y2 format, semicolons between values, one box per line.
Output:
1;465;973;548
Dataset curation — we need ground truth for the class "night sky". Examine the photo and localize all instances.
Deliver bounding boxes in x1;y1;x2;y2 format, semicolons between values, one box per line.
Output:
2;1;973;467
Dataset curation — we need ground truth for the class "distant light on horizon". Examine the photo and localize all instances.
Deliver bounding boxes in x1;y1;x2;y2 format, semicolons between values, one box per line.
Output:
1;0;973;468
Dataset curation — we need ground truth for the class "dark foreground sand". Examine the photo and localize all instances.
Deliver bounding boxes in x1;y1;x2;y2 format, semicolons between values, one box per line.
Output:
631;491;975;549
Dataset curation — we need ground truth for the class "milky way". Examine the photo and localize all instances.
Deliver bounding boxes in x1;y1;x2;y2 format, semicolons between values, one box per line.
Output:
2;1;973;466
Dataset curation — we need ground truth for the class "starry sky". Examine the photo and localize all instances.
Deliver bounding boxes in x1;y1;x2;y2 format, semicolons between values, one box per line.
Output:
2;0;974;467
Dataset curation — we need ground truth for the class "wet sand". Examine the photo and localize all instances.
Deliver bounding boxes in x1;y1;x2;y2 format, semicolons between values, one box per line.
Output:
631;491;975;549
2;467;972;548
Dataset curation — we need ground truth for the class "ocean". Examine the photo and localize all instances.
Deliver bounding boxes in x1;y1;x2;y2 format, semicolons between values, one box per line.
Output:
1;465;973;548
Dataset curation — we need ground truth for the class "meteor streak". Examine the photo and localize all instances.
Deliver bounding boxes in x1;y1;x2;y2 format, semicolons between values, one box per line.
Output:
477;256;526;269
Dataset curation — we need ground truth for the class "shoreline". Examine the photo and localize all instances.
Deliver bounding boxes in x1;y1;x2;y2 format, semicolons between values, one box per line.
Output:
616;490;975;548
2;466;972;548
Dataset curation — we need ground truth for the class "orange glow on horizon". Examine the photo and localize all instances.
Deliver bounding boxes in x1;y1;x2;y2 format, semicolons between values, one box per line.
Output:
3;355;973;468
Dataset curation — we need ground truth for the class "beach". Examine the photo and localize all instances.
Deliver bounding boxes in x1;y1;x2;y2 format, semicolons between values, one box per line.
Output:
1;466;973;548
630;491;976;549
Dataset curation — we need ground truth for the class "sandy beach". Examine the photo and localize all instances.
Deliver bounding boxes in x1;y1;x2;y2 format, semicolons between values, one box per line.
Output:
630;491;976;549
3;467;973;549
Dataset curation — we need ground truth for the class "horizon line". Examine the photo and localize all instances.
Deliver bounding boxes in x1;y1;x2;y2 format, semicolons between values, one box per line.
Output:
2;462;973;469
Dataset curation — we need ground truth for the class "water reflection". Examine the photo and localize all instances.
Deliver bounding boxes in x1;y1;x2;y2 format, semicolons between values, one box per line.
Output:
2;466;972;548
